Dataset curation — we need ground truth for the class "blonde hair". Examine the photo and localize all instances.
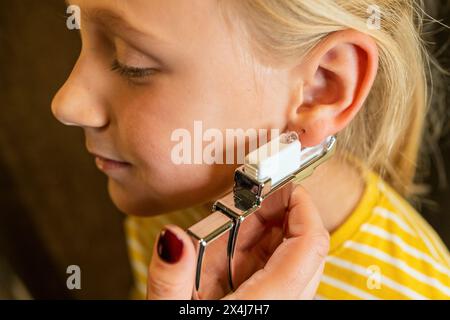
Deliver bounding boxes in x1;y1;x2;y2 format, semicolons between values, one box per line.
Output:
219;0;440;197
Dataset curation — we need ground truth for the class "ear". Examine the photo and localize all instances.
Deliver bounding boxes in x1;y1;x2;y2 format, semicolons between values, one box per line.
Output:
287;29;379;147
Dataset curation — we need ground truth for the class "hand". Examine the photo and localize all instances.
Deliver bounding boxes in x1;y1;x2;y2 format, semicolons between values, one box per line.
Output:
147;184;330;300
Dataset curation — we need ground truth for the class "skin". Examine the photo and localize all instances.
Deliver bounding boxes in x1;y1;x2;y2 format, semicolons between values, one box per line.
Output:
52;0;378;299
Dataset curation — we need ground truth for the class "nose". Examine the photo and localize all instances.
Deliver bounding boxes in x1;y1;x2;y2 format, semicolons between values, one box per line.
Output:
51;57;109;129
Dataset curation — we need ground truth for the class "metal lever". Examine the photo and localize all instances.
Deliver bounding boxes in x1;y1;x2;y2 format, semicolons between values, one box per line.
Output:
187;135;337;297
219;135;337;290
186;210;234;298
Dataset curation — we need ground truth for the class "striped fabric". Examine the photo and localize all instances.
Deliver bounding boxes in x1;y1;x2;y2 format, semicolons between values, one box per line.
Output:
124;170;450;300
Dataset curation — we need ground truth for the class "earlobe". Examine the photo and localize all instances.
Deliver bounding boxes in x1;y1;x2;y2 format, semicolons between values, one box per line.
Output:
287;30;379;147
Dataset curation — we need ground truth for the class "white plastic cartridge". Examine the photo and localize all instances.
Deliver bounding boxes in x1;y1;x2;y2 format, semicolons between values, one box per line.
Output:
244;132;302;185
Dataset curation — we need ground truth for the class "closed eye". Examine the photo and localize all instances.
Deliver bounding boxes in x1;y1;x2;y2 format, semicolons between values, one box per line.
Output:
110;59;157;80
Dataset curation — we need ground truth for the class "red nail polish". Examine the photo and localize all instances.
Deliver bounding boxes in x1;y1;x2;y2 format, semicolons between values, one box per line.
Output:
157;229;184;263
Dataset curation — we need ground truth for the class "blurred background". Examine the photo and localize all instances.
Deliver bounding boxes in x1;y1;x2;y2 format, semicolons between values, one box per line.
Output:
0;0;448;299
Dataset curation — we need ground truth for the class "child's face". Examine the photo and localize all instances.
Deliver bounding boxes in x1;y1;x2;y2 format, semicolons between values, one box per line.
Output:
52;0;297;215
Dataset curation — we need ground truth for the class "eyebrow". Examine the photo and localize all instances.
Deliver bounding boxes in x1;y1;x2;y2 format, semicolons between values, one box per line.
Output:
65;1;171;69
65;1;164;43
88;9;147;37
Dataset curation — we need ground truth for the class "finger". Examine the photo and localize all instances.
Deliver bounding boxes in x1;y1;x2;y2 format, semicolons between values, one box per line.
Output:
226;185;329;299
147;225;197;300
298;260;326;299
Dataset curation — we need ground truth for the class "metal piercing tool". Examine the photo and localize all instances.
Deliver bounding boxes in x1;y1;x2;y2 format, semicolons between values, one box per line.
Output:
187;132;337;297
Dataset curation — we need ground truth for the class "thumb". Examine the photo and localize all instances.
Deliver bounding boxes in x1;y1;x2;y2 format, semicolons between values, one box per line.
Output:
147;225;196;300
227;185;329;299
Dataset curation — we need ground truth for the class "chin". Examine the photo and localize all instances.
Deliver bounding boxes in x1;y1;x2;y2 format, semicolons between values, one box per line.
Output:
106;178;203;217
108;179;160;217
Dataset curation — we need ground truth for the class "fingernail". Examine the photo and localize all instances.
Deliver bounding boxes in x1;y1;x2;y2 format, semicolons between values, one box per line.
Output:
157;228;184;263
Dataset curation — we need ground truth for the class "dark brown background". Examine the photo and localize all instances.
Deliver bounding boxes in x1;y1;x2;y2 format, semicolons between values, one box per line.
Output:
0;0;132;299
0;0;448;299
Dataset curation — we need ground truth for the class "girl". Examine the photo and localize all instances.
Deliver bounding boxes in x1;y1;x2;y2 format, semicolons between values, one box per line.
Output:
52;0;449;299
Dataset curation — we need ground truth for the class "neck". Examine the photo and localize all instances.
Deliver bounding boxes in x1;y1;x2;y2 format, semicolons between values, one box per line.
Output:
301;156;365;232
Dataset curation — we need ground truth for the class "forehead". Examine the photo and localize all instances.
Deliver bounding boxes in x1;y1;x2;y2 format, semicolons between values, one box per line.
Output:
67;0;230;46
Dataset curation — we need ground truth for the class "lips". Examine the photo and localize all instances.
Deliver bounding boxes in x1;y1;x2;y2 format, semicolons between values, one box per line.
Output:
94;155;131;171
87;149;131;172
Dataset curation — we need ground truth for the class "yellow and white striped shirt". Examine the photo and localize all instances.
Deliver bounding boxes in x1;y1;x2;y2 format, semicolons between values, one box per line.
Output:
125;169;450;300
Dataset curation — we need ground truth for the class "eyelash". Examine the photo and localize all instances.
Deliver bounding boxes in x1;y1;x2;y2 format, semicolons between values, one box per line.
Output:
110;59;156;80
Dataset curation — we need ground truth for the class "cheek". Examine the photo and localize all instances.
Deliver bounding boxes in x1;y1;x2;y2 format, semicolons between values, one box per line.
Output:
119;102;180;177
106;65;289;215
110;86;236;210
118;70;289;173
